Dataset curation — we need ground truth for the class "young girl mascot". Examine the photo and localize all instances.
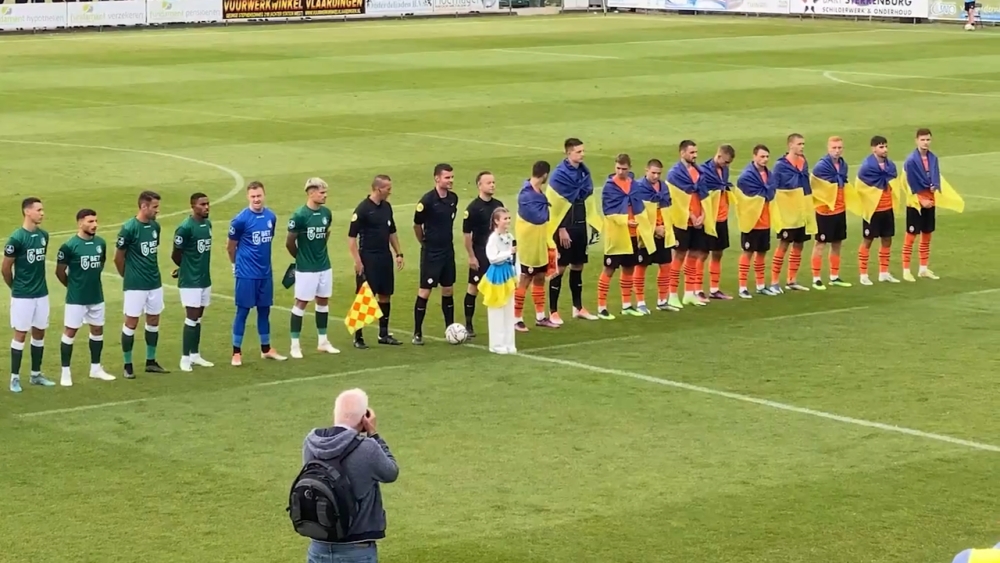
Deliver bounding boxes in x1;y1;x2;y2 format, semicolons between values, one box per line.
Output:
477;208;518;354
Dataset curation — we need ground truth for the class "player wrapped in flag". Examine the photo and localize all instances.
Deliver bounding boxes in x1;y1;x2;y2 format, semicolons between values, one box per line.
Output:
477;208;518;355
344;281;383;335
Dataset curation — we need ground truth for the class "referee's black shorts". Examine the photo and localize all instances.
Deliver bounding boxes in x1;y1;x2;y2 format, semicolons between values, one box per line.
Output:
419;248;457;289
358;253;394;297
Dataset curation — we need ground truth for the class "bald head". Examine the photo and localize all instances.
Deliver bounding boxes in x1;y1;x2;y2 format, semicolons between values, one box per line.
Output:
334;388;369;428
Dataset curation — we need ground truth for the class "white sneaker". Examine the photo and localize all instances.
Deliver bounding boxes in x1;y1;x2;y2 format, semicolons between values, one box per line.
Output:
180;357;193;372
860;274;873;286
572;307;599;320
918;268;939;280
89;367;116;381
289;343;303;359
60;371;72;387
879;273;900;283
317;341;340;354
903;270;916;282
190;354;215;367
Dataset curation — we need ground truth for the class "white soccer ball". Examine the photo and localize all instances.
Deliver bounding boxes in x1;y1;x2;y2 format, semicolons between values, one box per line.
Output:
965;22;975;30
444;323;468;345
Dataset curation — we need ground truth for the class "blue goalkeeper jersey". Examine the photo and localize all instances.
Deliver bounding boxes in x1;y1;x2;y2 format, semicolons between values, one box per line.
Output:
229;207;277;279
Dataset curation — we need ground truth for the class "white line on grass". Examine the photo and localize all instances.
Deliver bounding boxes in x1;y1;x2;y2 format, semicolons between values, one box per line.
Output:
524;334;641;352
822;71;1000;100
514;352;1000;453
492;48;621;60
0;139;245;236
759;306;868;322
17;364;409;418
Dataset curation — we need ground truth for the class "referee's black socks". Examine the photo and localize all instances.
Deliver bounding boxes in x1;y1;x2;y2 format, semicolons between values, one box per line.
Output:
570;269;584;310
464;293;476;327
378;301;391;338
548;273;563;312
413;296;428;336
442;295;455;327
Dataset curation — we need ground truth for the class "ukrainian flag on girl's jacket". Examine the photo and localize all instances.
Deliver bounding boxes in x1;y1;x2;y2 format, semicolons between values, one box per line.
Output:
734;161;774;233
545;159;602;240
769;154;817;235
477;233;517;309
810;154;848;210
666;161;717;237
599;172;655;255
696;157;730;232
846;154;906;222
952;545;1000;563
902;148;965;213
632;175;676;248
515;180;551;269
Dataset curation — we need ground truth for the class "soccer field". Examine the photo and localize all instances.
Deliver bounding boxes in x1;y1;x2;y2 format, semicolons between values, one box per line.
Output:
2;13;1000;563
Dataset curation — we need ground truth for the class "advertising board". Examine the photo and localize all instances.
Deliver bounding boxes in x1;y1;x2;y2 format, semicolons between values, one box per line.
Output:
67;1;147;27
0;3;66;31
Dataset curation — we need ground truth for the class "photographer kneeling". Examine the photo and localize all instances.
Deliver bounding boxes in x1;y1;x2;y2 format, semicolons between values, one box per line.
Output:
290;388;399;563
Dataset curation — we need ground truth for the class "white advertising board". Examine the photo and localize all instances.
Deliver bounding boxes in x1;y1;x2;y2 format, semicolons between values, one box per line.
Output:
0;3;67;31
430;0;502;13
608;0;789;13
365;0;434;14
789;0;928;17
147;0;224;23
67;0;147;27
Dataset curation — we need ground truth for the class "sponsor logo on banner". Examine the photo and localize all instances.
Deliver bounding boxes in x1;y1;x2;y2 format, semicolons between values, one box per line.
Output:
930;0;1000;19
432;0;500;12
147;0;224;23
365;0;433;14
304;0;365;15
68;1;146;27
222;0;304;19
792;0;927;17
0;3;66;30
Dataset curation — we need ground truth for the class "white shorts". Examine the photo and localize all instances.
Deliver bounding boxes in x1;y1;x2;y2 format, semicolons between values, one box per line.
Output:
179;287;212;308
10;296;50;332
123;287;165;317
64;302;106;329
294;269;333;302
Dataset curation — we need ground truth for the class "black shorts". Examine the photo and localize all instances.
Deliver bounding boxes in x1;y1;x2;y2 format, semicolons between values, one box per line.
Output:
468;247;489;285
776;227;811;244
906;206;936;234
638;234;673;265
741;228;771;253
604;237;640;270
556;226;589;266
520;263;549;276
815;212;848;243
674;226;709;252
419;249;456;289
707;220;730;251
358;253;394;297
863;209;895;240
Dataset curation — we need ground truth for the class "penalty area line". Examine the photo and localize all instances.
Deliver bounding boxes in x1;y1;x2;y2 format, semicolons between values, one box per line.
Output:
16;365;409;419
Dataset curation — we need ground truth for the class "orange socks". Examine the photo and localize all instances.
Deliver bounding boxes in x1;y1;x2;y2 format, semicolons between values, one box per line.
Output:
531;283;545;317
811;253;822;280
669;259;682;295
684;257;698;293
830;254;841;279
633;265;647;304
738;253;751;289
709;257;721;293
902;232;916;270
754;253;766;287
694;258;705;293
858;245;870;276
657;265;670;302
788;247;801;283
878;244;890;275
620;271;633;307
597;272;611;310
919;232;931;268
770;248;786;286
514;287;526;319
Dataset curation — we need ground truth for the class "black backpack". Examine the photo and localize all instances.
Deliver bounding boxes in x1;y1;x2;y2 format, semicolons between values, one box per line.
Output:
287;435;365;542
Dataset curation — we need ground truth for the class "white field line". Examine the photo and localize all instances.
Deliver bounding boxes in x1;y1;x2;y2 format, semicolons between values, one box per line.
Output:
17;364;409;418
758;306;868;322
515;352;1000;453
0;139;245;236
822;70;1000;99
524;334;640;353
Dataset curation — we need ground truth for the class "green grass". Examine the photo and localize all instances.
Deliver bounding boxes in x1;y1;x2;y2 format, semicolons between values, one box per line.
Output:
2;13;1000;563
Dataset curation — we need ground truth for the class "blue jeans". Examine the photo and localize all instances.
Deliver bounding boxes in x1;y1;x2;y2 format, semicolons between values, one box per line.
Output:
307;541;377;563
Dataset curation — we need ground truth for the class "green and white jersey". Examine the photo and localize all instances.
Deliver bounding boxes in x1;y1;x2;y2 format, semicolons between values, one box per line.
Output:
173;216;212;289
58;235;106;306
116;217;162;291
288;204;332;273
3;227;49;299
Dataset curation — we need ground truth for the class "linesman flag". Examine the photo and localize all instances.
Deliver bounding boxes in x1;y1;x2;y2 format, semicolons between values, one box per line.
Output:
344;281;383;335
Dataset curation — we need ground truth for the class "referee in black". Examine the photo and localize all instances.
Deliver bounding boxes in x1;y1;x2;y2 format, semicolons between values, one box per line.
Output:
461;171;503;338
411;163;459;345
348;174;404;349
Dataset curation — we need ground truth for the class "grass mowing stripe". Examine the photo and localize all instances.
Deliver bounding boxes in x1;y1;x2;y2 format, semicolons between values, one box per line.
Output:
17;364;410;418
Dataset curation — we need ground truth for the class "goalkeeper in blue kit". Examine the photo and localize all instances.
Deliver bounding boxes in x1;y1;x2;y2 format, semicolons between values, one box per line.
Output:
227;181;287;366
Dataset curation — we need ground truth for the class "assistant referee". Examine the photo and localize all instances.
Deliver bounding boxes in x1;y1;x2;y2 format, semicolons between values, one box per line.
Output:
348;174;404;349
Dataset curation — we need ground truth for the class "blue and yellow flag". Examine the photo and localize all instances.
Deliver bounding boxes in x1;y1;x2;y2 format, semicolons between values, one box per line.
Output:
846;154;905;222
515;180;551;269
695;158;728;237
666;161;717;237
632;175;676;249
769;154;817;235
598;172;654;255
952;547;1000;563
545;159;602;240
810;154;848;210
734;161;773;234
902;148;965;213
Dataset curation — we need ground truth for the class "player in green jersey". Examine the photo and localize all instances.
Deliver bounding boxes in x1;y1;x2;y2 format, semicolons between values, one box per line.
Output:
3;197;55;393
56;208;115;386
115;190;169;379
286;178;339;358
172;193;215;372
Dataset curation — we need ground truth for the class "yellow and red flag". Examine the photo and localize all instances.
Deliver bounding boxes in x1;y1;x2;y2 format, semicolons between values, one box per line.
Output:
344;282;383;335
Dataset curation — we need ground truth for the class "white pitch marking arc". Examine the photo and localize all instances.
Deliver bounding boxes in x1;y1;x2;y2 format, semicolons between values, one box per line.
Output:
0;139;246;237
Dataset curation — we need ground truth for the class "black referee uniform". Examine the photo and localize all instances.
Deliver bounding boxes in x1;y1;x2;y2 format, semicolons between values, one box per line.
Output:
412;188;459;343
462;196;504;335
348;196;399;346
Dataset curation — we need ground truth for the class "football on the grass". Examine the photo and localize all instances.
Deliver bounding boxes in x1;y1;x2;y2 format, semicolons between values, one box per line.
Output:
445;323;468;345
